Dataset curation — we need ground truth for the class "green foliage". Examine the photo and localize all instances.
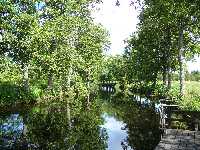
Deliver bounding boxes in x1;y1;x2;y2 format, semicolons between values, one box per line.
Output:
0;0;109;109
186;71;200;81
181;96;200;111
168;83;180;99
0;56;21;83
168;81;200;111
153;83;168;98
30;85;43;99
0;81;36;105
101;55;126;82
180;82;200;111
118;0;200;110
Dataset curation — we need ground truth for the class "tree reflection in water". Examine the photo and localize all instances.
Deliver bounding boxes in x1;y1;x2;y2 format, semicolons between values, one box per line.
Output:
0;101;108;150
1;96;161;150
104;97;161;150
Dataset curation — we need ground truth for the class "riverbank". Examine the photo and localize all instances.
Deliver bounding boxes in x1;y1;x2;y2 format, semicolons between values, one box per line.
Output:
171;81;200;111
0;96;161;149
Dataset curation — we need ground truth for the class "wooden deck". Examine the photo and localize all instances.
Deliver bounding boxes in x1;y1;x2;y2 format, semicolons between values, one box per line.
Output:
155;129;200;150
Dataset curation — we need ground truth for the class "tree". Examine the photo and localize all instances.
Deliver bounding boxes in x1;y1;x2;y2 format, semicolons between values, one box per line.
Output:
26;0;110;126
125;0;200;98
0;1;40;92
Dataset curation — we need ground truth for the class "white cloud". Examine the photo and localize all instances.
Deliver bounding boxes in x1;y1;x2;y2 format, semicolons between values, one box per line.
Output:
93;0;139;55
187;56;200;72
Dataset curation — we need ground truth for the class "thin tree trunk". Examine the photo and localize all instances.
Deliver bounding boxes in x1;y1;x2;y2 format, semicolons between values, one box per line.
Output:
47;71;53;91
65;88;71;128
167;68;172;90
166;26;172;90
178;25;185;97
22;63;29;92
162;68;167;87
86;68;91;109
87;81;90;108
66;98;71;128
66;65;73;128
60;84;71;128
152;72;158;88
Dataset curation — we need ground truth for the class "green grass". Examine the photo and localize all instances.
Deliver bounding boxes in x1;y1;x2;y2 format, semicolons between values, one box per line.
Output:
170;81;200;111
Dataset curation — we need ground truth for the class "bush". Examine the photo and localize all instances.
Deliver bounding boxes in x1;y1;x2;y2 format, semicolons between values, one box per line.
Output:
153;83;168;99
168;84;180;99
180;83;200;111
0;81;36;105
30;86;44;99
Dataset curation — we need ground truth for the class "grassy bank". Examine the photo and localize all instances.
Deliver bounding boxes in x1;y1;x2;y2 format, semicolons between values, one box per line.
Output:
169;81;200;111
125;80;200;111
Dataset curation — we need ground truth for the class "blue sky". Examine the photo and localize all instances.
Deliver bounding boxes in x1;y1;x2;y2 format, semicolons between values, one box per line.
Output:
93;0;200;72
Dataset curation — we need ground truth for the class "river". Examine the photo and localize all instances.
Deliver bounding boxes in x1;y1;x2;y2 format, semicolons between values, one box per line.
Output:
0;96;161;150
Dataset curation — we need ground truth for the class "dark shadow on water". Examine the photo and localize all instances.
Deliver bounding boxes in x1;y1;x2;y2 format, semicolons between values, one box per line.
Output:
102;94;161;150
0;102;108;150
0;94;161;150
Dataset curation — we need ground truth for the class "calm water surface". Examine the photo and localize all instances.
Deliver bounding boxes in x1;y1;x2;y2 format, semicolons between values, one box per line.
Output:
0;98;161;150
102;113;132;150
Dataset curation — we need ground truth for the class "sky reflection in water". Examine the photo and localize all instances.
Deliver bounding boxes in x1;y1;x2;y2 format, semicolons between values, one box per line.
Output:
102;113;132;150
1;112;132;150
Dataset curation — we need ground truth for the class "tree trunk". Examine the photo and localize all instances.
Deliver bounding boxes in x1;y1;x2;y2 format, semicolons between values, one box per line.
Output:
65;89;71;128
22;63;29;92
66;97;71;128
87;81;90;109
166;26;172;90
86;68;91;109
153;72;158;88
60;84;71;128
66;65;73;128
162;68;167;87
178;25;185;97
167;68;172;90
47;71;53;91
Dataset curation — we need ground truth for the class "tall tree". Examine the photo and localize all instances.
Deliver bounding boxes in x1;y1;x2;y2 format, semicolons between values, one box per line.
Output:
0;1;39;92
126;0;200;97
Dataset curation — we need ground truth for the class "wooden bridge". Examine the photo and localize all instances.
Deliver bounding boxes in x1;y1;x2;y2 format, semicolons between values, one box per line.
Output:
155;98;200;150
158;98;200;130
99;81;117;93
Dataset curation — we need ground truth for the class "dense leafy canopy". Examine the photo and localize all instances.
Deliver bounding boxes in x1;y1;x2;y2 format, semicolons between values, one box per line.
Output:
123;0;200;98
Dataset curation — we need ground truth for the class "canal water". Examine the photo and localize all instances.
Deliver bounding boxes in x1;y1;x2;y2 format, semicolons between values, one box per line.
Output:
0;97;161;150
101;113;132;150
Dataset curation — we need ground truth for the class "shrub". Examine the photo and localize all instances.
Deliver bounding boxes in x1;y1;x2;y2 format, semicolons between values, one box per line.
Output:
0;81;37;105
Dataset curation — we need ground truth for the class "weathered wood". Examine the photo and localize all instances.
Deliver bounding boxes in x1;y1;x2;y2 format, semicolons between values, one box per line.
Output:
155;129;200;150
